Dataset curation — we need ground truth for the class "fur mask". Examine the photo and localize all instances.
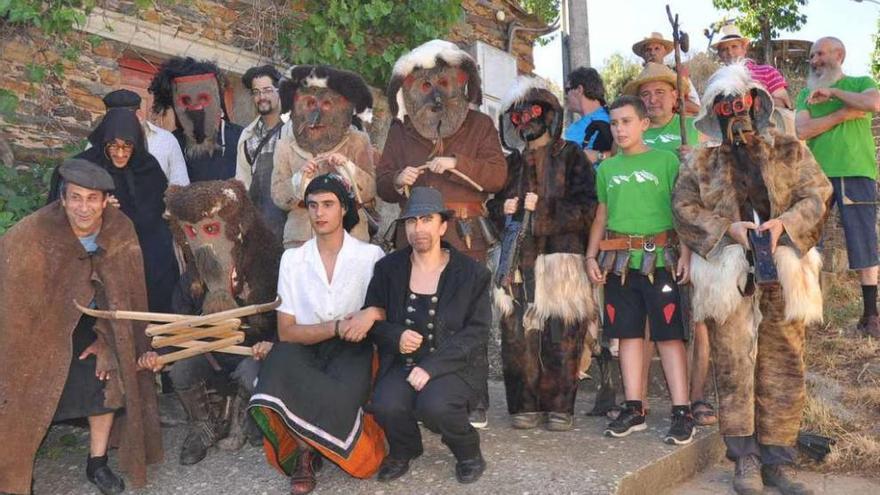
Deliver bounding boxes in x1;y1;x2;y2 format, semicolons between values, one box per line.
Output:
713;90;762;146
172;73;222;158
292;86;354;155
402;64;470;140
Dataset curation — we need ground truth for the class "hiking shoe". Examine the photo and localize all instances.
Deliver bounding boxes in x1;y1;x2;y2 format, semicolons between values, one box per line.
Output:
733;454;763;495
468;408;488;429
858;315;880;338
761;464;815;495
511;412;541;429
546;412;574;432
664;407;695;445
604;402;646;438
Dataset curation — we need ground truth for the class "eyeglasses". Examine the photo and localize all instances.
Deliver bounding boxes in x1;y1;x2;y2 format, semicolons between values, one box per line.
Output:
251;87;277;97
105;142;134;154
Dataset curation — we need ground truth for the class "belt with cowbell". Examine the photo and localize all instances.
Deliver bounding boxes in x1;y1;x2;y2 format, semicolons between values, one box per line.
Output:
598;230;676;252
445;201;485;219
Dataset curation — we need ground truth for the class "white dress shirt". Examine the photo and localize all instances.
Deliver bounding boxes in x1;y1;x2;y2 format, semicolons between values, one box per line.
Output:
276;231;384;324
145;121;190;186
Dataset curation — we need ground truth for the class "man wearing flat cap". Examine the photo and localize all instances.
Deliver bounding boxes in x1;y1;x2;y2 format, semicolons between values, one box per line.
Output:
0;159;162;494
101;89;190;186
366;186;491;485
632;31;701;116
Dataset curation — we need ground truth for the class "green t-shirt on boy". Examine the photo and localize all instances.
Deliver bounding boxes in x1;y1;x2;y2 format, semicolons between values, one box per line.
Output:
596;148;680;269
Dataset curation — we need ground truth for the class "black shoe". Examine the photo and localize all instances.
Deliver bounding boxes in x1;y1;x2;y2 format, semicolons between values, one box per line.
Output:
86;464;125;495
455;456;486;484
377;457;411;482
761;464;815;495
468;408;488;429
604;402;647;438
664;407;696;445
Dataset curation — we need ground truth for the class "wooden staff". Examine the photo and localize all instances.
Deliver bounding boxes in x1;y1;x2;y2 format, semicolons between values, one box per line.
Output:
151;321;242;348
144;298;281;336
666;4;689;146
145;318;242;337
403;164;484;198
74;301;190;323
169;340;253;356
156;334;245;366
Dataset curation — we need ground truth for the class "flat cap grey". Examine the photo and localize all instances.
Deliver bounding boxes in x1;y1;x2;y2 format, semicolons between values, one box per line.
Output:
58;158;115;192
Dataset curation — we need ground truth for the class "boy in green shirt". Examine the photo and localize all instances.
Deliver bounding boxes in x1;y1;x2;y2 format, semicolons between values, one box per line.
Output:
586;96;694;444
795;37;880;338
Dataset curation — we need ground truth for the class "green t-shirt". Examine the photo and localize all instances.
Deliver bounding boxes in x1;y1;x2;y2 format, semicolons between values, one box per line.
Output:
597;148;680;269
796;76;878;179
643;114;700;153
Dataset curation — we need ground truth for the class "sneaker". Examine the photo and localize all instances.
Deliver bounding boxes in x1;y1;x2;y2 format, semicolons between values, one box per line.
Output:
468;408;488;429
858;315;880;338
603;402;646;438
664;407;695;445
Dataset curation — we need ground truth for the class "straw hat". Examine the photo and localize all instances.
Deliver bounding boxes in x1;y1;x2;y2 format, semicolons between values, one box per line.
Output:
622;62;690;96
632;32;674;58
711;24;750;49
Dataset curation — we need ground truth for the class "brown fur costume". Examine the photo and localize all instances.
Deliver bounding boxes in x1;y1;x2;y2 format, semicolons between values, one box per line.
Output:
164;179;282;338
487;76;597;416
672;64;832;447
0;204;162;494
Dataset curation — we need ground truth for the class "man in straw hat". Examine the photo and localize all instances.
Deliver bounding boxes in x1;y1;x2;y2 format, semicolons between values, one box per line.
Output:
632;31;701;115
673;63;831;495
0;159;162;495
713;24;793;110
366;186;491;484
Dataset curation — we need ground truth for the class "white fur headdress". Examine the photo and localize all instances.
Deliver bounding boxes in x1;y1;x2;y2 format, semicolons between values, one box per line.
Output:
694;62;774;141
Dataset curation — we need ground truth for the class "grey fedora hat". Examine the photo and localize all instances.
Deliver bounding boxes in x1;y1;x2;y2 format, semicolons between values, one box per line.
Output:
398;187;455;221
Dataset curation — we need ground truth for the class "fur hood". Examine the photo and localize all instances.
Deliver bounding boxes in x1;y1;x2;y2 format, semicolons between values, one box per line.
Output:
498;75;564;152
695;62;775;141
386;39;482;120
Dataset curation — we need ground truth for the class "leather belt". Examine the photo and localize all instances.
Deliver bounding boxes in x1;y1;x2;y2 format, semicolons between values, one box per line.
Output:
445;201;484;219
598;230;675;251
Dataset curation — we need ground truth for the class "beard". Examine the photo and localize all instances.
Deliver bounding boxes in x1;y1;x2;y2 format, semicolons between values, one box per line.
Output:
807;62;843;90
256;100;274;116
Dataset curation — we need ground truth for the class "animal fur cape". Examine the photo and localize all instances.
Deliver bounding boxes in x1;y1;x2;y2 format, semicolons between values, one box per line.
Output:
0;203;163;494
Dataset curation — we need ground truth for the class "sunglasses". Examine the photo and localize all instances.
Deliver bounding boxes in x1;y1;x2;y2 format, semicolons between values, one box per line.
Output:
105;141;134;154
509;104;544;125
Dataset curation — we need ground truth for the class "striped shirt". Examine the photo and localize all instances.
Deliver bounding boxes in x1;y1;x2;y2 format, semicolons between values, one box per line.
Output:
745;59;787;94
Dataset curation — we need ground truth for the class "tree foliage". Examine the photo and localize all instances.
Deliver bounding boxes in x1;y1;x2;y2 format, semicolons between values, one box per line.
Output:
872;17;880;83
712;0;807;62
600;53;642;102
519;0;560;25
280;0;463;88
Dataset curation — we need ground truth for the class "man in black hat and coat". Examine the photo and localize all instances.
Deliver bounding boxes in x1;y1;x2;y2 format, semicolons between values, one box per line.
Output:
366;186;491;485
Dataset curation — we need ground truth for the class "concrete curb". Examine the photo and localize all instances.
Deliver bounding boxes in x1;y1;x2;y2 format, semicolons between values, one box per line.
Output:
616;429;725;495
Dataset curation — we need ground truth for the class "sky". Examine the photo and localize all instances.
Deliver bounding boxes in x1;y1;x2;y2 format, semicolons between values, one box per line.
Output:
533;0;879;86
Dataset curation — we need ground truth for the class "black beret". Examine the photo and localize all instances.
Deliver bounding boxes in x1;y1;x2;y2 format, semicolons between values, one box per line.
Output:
58;159;115;192
102;89;142;109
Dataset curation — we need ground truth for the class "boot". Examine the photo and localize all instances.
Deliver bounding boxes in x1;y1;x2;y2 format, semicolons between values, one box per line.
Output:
732;454;763;495
86;454;125;495
176;381;229;465
761;464;815;495
290;445;322;495
218;389;247;451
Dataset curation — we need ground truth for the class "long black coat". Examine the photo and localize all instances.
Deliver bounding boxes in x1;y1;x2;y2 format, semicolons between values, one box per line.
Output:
48;109;179;313
364;243;491;392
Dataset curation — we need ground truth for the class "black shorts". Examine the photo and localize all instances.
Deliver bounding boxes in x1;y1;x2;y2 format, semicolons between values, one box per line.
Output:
602;270;686;342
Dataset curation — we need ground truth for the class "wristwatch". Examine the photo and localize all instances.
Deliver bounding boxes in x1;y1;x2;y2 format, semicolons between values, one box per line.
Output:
596;151;606;161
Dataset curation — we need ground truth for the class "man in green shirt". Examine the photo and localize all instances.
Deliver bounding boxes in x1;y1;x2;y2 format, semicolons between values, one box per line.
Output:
796;37;880;338
624;63;702;156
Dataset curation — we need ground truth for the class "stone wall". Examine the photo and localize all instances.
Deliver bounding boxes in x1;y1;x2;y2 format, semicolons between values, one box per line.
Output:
0;0;542;166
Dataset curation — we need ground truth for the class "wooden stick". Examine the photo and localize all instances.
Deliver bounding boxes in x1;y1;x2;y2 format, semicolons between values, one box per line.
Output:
145;318;242;337
156;334;245;365
145;298;281;335
75;301;191;323
151;322;241;348
168;340;253;356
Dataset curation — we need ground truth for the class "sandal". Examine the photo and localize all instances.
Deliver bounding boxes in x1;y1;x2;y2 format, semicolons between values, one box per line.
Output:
691;400;718;426
606;402;650;420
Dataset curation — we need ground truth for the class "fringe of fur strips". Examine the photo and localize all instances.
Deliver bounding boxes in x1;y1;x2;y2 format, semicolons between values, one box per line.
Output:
494;253;596;330
690;244;824;326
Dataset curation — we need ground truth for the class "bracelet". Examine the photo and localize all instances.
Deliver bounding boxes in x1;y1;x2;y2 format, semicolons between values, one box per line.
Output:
334;320;341;338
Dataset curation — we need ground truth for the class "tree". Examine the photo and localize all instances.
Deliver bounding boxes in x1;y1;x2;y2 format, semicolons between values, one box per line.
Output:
872;16;880;82
712;0;807;64
600;53;642;102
